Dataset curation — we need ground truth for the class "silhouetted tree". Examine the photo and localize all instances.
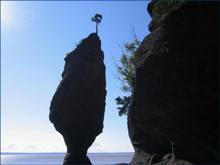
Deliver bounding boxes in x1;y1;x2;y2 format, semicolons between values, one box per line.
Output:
115;32;141;116
91;13;102;34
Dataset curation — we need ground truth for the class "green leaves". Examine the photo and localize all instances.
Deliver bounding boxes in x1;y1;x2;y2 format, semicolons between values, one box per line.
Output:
117;39;140;93
91;13;102;24
115;33;141;116
115;96;131;116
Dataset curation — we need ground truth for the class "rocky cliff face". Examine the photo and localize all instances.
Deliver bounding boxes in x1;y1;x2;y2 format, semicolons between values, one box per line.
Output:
49;33;106;164
128;0;219;164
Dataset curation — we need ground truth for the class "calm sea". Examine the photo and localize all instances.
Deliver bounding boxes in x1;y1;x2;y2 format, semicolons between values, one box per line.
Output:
1;152;134;164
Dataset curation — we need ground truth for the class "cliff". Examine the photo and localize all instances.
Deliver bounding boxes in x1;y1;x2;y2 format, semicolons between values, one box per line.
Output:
128;0;219;164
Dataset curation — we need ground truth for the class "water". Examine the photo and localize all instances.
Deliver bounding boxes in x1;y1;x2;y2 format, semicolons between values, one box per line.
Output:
1;152;134;164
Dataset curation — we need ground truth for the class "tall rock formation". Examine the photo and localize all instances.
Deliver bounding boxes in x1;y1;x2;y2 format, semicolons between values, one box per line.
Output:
49;33;106;164
128;0;219;164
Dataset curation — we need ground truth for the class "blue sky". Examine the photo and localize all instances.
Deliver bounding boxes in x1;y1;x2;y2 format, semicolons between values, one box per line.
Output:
1;1;151;152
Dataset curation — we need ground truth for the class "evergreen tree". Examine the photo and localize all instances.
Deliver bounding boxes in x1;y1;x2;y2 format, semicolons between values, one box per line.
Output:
91;13;102;34
115;33;141;116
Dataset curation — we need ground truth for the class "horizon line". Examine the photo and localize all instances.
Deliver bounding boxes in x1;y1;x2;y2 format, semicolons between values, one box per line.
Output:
1;152;134;154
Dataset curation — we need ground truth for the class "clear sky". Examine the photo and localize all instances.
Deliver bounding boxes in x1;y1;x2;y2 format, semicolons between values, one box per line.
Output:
1;1;151;153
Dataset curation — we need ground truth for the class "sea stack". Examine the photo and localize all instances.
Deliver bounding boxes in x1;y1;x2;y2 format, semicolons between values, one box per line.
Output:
49;33;106;164
128;0;219;164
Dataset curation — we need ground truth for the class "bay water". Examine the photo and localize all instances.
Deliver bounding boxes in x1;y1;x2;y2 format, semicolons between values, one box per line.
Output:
1;152;134;164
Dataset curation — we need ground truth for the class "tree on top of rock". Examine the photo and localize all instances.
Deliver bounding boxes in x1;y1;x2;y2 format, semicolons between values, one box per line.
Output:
91;13;102;34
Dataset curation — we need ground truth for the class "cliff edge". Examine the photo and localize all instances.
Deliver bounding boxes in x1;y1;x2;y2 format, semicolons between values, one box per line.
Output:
128;0;219;164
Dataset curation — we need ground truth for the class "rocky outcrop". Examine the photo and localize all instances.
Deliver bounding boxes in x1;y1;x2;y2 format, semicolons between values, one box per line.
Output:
128;0;219;164
49;33;106;164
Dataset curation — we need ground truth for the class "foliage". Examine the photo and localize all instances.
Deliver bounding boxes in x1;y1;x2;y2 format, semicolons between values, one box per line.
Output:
152;0;184;21
91;13;102;34
115;32;141;116
115;96;131;116
91;13;102;24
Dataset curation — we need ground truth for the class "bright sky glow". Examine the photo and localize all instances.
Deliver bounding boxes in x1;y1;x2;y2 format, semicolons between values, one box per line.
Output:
1;2;11;27
1;1;151;153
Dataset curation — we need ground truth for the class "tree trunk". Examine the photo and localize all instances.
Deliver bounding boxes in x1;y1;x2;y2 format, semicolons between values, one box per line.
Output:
96;24;98;34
